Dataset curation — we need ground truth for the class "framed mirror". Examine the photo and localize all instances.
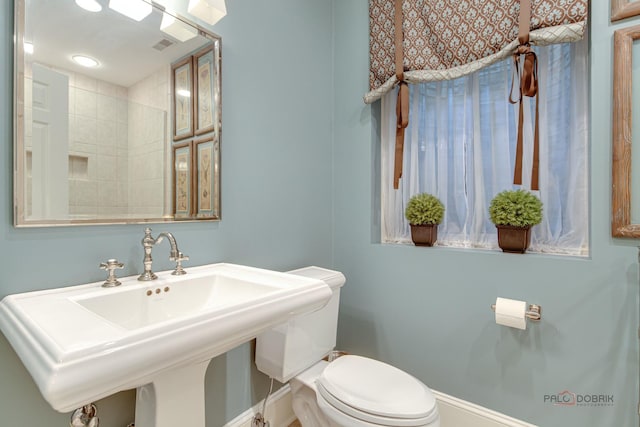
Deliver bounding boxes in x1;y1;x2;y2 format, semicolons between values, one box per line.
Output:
613;25;640;237
14;0;221;226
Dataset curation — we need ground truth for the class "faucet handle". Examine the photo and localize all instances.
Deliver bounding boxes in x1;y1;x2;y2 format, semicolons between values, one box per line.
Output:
171;252;189;276
100;259;124;287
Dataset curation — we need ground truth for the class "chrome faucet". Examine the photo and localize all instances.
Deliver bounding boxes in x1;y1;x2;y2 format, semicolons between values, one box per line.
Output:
138;227;189;281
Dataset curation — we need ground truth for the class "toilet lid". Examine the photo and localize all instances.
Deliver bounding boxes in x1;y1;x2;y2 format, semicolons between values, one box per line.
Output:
317;355;437;422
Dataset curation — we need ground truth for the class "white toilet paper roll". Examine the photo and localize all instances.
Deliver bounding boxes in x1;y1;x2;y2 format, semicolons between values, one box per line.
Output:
495;297;527;330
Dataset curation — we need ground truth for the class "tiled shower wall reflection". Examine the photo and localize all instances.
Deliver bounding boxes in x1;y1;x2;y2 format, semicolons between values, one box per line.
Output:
24;62;168;219
68;71;130;217
127;67;170;218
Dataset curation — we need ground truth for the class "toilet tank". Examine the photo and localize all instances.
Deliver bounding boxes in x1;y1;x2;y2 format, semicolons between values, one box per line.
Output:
255;266;345;383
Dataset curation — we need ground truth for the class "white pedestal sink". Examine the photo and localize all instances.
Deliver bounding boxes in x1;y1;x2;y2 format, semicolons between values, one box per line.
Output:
0;263;332;427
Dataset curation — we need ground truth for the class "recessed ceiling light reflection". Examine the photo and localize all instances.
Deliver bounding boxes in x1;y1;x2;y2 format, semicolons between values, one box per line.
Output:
24;42;34;54
75;0;102;12
176;89;191;98
72;55;99;68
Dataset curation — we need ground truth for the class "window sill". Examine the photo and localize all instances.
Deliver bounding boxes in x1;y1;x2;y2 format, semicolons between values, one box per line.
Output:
381;239;589;259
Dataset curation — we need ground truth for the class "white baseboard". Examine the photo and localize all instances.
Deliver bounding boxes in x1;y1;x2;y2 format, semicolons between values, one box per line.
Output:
223;386;537;427
432;390;538;427
223;384;296;427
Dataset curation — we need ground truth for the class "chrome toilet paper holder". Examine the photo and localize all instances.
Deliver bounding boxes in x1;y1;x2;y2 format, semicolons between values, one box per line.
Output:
490;303;542;321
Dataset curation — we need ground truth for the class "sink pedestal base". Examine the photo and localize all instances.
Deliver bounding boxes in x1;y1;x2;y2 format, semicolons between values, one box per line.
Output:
135;360;210;427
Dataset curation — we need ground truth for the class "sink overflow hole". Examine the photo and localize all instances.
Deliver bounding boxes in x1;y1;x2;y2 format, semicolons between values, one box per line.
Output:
146;287;171;296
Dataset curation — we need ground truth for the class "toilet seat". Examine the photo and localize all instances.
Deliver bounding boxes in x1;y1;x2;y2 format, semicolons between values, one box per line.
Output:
316;355;438;427
317;382;437;427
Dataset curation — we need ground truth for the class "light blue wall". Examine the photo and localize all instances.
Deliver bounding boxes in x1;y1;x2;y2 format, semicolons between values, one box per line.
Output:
332;1;640;426
0;0;333;426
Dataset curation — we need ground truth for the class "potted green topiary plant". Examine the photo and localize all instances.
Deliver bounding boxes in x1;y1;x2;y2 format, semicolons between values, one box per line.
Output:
404;193;445;246
489;189;543;253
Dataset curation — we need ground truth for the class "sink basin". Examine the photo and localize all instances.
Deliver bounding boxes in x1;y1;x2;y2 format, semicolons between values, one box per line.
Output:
0;263;332;417
75;274;282;330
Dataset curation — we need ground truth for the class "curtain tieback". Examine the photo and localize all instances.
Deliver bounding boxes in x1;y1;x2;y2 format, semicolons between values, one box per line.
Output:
508;0;540;191
509;44;540;191
392;0;407;190
394;80;409;190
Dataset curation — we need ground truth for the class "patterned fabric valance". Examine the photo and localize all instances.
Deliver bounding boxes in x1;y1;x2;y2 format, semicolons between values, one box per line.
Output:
365;0;588;104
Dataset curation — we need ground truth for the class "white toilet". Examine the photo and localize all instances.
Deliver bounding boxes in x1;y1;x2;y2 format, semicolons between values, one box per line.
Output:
255;267;440;427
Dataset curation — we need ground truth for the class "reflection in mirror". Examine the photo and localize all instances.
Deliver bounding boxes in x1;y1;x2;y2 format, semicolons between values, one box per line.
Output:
14;0;221;226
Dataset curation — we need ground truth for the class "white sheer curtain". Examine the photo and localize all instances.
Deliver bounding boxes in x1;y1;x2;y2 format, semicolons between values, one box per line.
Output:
381;37;589;256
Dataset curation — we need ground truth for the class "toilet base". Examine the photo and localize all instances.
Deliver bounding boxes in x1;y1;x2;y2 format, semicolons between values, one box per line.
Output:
292;384;341;427
290;361;338;427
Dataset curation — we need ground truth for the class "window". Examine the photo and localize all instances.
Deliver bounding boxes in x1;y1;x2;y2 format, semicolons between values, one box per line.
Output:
381;37;589;256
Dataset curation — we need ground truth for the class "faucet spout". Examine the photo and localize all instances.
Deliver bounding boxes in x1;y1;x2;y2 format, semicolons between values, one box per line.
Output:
156;232;179;260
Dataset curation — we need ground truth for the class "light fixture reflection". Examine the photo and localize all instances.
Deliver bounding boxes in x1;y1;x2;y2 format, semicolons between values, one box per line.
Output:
176;89;191;98
160;12;198;42
75;0;102;12
24;42;34;55
187;0;226;25
151;0;170;7
72;55;99;68
109;0;152;22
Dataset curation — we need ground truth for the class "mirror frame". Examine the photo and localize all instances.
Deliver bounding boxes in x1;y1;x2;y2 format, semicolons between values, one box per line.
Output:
611;0;640;22
13;0;222;227
612;25;640;237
